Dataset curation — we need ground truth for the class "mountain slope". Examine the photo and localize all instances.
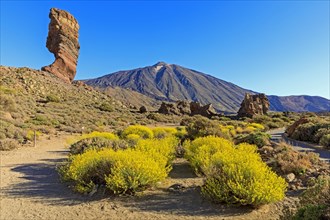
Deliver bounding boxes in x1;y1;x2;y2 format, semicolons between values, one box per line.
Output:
85;62;254;112
84;62;330;113
268;95;330;112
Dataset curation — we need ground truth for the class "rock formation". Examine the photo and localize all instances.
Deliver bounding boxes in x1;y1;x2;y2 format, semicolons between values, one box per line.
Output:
139;106;147;113
42;8;80;83
190;102;218;118
286;117;309;137
237;93;269;118
158;101;218;118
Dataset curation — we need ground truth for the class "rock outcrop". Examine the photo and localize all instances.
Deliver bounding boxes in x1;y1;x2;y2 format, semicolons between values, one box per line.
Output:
190;102;218;118
237;93;269;118
158;101;218;118
139;106;147;113
285;117;309;137
42;8;80;83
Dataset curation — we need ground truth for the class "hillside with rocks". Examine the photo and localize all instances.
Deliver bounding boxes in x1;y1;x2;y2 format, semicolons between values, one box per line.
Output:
0;66;182;150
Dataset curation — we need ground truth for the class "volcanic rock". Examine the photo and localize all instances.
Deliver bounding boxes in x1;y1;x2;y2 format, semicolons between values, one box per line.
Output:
42;8;80;83
190;102;218;118
139;106;147;113
237;93;269;118
286;117;309;137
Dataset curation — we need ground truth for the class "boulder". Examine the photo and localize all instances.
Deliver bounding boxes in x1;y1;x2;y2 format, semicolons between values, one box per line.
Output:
286;117;309;137
139;106;147;113
190;102;217;118
285;173;296;183
42;8;80;83
237;93;269;118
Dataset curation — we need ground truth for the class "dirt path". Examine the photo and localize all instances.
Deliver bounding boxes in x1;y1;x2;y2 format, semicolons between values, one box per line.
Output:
268;128;330;162
1;135;289;220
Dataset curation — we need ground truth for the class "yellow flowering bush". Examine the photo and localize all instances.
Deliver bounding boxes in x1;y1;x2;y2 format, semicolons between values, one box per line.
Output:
61;147;169;194
184;136;234;175
25;130;42;141
60;149;116;193
122;125;154;139
135;136;179;169
105;149;167;194
249;123;265;131
185;136;287;206
152;127;177;139
67;131;118;145
125;133;141;146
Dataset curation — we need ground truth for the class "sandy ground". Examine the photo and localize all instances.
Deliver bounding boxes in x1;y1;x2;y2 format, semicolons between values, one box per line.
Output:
0;134;292;220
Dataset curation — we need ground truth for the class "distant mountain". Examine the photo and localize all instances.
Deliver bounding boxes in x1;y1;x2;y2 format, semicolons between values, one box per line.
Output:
268;95;330;112
84;62;330;113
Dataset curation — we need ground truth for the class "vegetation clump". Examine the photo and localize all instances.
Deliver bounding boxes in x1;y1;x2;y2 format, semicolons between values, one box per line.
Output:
287;116;330;148
234;131;271;148
292;176;330;220
184;136;287;206
69;137;128;155
60;133;178;195
121;125;154;139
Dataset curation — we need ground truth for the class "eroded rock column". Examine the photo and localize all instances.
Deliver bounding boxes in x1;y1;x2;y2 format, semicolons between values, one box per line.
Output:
42;8;80;83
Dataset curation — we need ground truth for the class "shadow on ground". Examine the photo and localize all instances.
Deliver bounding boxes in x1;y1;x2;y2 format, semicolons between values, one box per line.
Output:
3;153;254;218
2;156;104;206
118;187;253;217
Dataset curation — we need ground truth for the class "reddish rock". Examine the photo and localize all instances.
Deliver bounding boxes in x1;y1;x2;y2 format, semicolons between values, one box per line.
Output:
286;117;309;137
190;102;217;118
42;8;80;83
237;93;269;118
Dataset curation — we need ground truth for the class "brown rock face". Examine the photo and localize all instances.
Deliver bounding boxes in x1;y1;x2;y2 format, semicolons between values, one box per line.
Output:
286;117;309;137
42;8;80;83
237;93;270;118
158;101;218;118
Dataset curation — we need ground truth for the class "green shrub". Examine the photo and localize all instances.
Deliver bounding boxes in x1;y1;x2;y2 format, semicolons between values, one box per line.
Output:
67;131;119;145
29;115;51;126
276;143;319;175
182;115;224;140
122;125;154;139
46;94;60;103
234;132;271;148
319;134;330;148
292;176;330;220
0;139;19;151
175;126;187;140
98;102;114;112
292;204;327;220
69;137;128;155
0;94;16;112
289;117;330;147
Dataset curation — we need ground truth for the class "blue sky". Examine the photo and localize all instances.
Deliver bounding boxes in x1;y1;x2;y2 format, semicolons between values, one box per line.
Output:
1;1;329;98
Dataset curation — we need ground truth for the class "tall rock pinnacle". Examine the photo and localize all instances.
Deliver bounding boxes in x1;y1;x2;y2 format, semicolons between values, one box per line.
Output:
42;8;80;83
